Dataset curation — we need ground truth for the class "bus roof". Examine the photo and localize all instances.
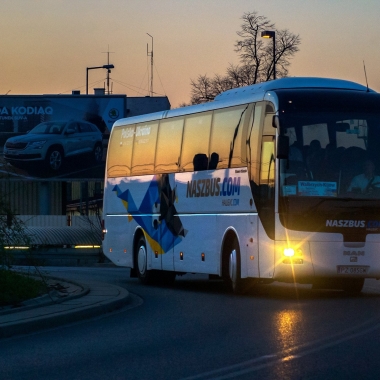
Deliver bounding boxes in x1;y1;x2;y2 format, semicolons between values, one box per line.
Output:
113;77;374;128
214;77;374;102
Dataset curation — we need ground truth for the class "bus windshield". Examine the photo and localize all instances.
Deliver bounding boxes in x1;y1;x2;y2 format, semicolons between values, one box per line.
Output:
277;90;380;232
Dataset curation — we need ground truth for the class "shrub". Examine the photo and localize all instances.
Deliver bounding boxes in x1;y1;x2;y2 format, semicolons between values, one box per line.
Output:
0;269;45;306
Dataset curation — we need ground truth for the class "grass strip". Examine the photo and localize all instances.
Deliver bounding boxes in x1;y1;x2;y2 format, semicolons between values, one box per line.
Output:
0;269;46;306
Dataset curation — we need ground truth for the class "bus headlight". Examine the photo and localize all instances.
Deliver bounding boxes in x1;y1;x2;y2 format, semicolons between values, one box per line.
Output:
283;247;303;264
284;248;295;257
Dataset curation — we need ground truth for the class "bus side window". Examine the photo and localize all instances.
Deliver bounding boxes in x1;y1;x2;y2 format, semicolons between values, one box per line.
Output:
180;112;212;172
258;136;275;239
107;124;135;178
247;103;262;186
263;103;275;135
155;117;184;173
209;105;250;169
131;121;158;176
260;137;275;199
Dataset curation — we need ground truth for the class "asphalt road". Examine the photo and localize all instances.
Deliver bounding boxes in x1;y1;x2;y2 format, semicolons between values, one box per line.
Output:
1;267;380;380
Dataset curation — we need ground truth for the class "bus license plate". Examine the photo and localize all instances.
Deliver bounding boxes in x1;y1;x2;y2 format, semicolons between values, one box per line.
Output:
337;266;369;275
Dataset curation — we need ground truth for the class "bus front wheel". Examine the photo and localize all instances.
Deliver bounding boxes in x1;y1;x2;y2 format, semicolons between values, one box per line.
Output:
228;238;245;294
136;236;154;284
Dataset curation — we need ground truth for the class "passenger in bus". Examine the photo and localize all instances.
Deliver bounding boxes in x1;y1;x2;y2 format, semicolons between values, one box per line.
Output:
288;141;303;162
286;141;306;180
347;159;380;194
339;146;365;191
193;153;208;171
208;152;219;170
315;143;340;181
306;139;324;180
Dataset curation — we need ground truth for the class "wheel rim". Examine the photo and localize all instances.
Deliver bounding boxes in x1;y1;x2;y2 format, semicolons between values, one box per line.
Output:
229;249;237;284
49;151;62;170
137;244;147;275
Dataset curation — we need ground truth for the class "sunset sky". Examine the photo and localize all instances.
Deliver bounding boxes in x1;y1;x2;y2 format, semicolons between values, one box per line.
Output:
1;0;380;108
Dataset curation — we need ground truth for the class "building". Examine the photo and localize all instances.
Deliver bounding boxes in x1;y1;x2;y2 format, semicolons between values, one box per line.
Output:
0;92;171;221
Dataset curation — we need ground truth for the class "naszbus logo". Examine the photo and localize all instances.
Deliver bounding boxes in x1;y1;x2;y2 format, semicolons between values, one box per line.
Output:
326;220;365;227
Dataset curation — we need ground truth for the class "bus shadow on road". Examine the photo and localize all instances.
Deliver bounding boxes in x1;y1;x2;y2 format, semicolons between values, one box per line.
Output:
168;275;380;300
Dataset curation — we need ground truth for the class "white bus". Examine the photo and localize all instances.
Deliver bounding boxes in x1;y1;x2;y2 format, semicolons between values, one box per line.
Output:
102;77;380;293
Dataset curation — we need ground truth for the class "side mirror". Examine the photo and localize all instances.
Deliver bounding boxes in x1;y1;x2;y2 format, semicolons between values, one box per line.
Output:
277;135;289;159
272;115;289;159
272;115;280;129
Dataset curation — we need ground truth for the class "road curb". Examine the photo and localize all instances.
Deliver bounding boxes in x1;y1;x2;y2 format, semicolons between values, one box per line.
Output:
0;274;90;317
0;277;130;338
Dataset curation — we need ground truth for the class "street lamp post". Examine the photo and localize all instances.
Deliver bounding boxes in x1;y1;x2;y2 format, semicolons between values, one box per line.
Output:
86;64;115;95
261;30;276;80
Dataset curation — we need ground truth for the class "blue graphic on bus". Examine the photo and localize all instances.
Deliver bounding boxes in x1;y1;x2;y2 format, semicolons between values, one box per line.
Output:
113;174;186;254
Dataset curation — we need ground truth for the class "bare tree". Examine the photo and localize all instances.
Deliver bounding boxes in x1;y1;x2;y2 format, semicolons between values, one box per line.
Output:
189;11;301;104
189;75;216;105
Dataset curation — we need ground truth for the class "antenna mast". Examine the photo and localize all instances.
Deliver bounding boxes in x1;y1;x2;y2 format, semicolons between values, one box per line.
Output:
102;46;115;94
147;33;153;97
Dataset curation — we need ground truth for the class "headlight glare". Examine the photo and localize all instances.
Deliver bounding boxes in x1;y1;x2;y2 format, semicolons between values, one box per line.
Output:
284;248;295;257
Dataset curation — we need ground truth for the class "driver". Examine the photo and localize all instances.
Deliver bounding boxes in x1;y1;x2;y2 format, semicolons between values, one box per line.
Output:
347;159;380;194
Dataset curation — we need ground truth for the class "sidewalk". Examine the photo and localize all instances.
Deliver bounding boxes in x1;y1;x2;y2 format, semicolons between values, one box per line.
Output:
0;275;130;339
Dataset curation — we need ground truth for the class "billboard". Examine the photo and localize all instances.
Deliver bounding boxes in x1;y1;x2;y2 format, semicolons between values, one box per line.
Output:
0;95;126;180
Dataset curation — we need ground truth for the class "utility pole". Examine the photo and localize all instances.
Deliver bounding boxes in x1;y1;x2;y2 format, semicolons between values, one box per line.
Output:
147;33;153;97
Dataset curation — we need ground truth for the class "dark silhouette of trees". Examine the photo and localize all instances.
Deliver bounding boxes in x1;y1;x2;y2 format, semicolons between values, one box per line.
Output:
189;11;301;105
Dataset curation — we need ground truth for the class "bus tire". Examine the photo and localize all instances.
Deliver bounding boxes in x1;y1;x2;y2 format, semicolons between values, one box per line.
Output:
136;236;154;284
228;238;245;294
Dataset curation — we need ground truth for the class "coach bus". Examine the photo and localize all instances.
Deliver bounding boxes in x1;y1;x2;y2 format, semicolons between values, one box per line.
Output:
102;77;380;293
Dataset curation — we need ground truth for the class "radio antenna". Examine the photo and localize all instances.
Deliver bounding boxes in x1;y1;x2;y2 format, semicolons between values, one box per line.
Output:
147;33;153;97
363;60;370;92
102;45;115;95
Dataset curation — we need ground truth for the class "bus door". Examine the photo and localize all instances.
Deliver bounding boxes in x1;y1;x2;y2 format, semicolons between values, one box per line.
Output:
156;173;176;272
160;226;174;271
258;136;276;279
149;212;174;271
148;223;174;271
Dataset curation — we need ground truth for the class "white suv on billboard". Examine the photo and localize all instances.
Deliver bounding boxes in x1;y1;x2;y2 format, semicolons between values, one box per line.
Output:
4;120;103;172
